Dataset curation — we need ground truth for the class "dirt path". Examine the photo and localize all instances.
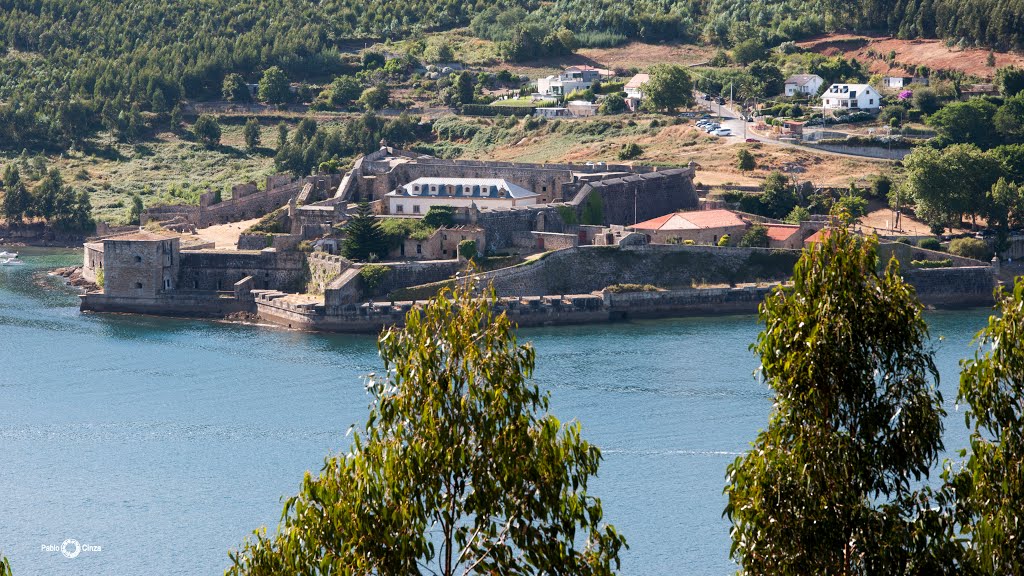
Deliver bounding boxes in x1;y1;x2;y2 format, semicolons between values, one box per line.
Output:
194;218;263;250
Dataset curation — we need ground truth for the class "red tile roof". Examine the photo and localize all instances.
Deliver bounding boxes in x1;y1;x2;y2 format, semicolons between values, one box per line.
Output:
633;209;746;231
764;224;800;241
803;228;832;245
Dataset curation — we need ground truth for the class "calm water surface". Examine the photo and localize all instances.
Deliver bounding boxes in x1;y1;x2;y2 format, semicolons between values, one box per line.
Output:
0;247;992;575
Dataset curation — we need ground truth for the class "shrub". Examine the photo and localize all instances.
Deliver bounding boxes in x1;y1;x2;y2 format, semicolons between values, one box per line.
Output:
948;237;993;261
423;205;455;228
458;239;477;260
740;225;769;248
717;234;731;247
605;283;660;293
737;148;756;171
911;258;953;268
683;239;696;245
359;264;389;292
618;142;643;160
916;237;942;251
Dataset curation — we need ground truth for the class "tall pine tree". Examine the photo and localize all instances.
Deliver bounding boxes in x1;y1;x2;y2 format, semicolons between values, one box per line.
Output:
342;202;387;261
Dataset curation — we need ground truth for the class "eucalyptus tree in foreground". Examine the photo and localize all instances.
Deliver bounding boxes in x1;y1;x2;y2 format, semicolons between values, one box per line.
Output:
950;278;1024;573
724;225;950;575
227;281;626;576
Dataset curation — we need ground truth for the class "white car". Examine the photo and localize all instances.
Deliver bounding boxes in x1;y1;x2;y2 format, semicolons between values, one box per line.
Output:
713;128;733;136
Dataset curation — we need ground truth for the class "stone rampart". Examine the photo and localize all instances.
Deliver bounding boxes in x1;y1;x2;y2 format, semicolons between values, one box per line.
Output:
904;267;996;307
307;252;353;295
80;291;250;317
178;249;307;292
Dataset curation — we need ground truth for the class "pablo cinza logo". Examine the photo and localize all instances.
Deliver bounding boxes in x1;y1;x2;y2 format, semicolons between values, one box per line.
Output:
41;538;102;558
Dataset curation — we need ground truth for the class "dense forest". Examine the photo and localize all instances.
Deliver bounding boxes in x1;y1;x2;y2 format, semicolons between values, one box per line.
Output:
1;0;1024;153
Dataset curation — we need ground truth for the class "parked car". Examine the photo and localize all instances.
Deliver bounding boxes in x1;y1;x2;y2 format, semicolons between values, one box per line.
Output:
716;97;725;104
678;112;696;118
745;138;758;142
713;128;733;136
704;125;720;133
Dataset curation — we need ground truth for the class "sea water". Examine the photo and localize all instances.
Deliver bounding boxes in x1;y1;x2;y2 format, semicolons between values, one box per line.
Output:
0;248;991;575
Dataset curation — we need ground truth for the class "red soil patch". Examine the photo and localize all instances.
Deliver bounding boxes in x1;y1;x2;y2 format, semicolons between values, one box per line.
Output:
797;34;1024;79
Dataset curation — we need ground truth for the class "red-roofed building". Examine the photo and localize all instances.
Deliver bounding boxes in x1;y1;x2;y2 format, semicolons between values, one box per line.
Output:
631;209;748;245
803;228;833;246
764;224;803;249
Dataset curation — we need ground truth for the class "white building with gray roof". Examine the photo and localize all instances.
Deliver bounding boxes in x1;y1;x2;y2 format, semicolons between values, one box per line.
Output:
386;177;540;216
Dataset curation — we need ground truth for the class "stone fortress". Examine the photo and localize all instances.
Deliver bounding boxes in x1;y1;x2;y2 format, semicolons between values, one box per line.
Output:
79;148;998;331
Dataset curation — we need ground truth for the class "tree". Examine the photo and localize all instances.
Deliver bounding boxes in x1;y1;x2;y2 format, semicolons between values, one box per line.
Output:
994;95;1024;142
423;41;454;63
169;104;183;131
453;71;475;106
321;75;362;108
276;122;289;150
192;114;221;148
243;118;261;152
738;224;768;247
736;148;756;171
725;227;947;575
125;193;143;225
227;280;627;576
784;205;810;224
342;202;388;261
901;144;1001;230
996;66;1024;97
642;65;695;113
362;51;386;70
358;86;390;111
1;166;29;223
913;87;941;115
599;95;627;114
747;60;784;97
258;66;290;104
836;194;868;219
760;171;798;219
952;278;1024;573
927;99;998;147
732;38;766;66
223;73;250;102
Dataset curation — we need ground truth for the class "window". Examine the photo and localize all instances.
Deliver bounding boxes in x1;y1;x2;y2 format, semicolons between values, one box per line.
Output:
869;99;874;104
413;205;420;214
396;204;404;213
416;244;422;254
135;282;143;289
413;185;420;193
164;278;171;290
542;186;547;192
134;255;142;263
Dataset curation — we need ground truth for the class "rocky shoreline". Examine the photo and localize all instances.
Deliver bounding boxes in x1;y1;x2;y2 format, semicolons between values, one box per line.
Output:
51;266;100;291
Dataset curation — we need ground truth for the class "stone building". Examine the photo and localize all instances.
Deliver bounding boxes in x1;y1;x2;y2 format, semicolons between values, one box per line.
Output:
391;225;487;260
99;231;181;297
630;210;748;245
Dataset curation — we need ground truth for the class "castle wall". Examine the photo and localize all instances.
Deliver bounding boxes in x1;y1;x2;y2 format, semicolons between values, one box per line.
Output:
177;249;306;292
102;237;180;297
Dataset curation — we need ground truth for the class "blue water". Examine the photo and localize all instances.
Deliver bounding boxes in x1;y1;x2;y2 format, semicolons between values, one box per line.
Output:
0;248;992;575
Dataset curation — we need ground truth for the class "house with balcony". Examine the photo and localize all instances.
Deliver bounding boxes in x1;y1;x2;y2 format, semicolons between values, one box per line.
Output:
536;67;602;97
821;83;881;111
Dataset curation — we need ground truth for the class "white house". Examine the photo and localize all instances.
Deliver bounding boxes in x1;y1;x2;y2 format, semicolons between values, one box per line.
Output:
784;74;824;97
883;76;929;89
624;74;650;100
386;178;539;215
537;67;602;97
566;100;599;117
821;83;881;110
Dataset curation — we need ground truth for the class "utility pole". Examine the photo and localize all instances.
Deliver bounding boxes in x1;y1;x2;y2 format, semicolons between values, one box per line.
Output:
634;188;638;225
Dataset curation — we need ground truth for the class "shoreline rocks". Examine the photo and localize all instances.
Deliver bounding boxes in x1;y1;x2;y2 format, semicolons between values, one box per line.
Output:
51;266;99;292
